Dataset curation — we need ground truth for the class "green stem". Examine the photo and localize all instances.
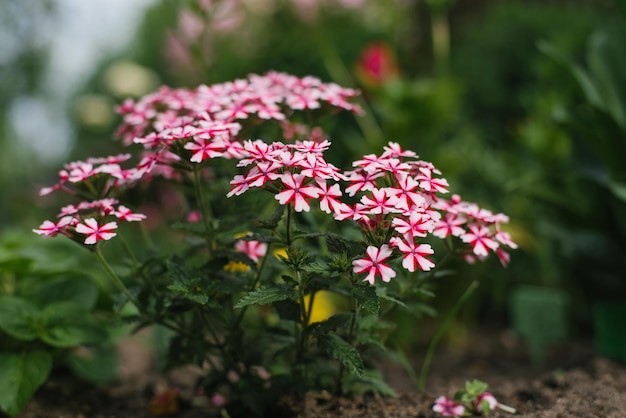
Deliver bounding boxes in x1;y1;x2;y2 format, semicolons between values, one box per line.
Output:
305;290;317;326
139;222;154;249
193;166;215;249
336;297;360;395
296;272;309;362
314;29;384;147
94;246;142;312
417;280;479;392
285;205;292;246
118;234;140;267
227;242;273;343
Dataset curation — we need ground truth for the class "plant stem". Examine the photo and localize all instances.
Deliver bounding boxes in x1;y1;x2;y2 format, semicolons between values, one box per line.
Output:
285;205;292;246
226;242;273;345
296;271;309;362
139;222;154;249
94;245;142;312
417;280;479;392
193;166;215;249
336;300;360;395
118;234;140;266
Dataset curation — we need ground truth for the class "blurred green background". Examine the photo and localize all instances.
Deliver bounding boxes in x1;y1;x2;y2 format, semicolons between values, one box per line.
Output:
2;0;625;356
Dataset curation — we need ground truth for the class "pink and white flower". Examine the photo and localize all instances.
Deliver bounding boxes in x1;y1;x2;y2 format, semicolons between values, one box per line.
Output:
33;216;73;238
432;396;465;417
75;218;118;245
235;239;268;263
476;392;498;411
352;245;396;285
389;235;435;272
114;206;147;222
275;172;321;213
461;224;499;257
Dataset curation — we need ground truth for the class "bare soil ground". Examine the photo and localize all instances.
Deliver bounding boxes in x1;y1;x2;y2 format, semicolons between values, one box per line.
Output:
13;329;626;418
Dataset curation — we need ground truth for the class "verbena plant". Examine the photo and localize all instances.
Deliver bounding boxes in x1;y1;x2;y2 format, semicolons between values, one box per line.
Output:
34;72;516;416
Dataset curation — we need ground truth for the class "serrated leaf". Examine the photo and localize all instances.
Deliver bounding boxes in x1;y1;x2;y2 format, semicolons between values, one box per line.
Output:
301;261;341;277
234;285;294;309
0;351;52;416
317;334;364;377
311;312;352;336
352;285;380;315
0;296;38;341
326;234;350;255
166;257;209;305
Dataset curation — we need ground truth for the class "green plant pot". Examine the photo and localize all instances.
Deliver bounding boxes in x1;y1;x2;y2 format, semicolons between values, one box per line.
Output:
593;302;626;363
510;285;569;365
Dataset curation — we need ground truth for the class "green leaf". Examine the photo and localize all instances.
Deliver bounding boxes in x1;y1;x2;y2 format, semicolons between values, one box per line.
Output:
301;261;341;277
166;257;209;305
406;301;438;318
234;285;294;309
377;291;408;310
351;369;398;397
465;379;489;398
311;312;352;336
0;296;39;341
352;285;380;315
317;334;364;378
33;276;99;310
0;351;52;416
37;302;104;348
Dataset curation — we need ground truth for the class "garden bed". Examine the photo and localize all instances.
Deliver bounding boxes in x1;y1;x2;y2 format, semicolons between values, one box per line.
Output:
15;329;626;418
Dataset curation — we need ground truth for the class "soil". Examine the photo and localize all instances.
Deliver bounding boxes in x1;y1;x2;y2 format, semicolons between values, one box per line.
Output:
13;329;626;418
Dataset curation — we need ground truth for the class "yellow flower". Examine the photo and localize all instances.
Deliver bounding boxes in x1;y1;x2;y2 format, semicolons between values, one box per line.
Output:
304;290;339;324
223;261;250;273
273;247;288;260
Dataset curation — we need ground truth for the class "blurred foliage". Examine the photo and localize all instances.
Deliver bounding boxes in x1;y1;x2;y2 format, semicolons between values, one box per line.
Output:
536;10;626;303
0;230;120;415
0;0;54;227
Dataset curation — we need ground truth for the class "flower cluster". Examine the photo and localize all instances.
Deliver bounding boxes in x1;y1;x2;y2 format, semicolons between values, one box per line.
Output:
35;72;363;247
225;138;516;285
114;71;362;179
38;153;142;197
33;197;145;245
